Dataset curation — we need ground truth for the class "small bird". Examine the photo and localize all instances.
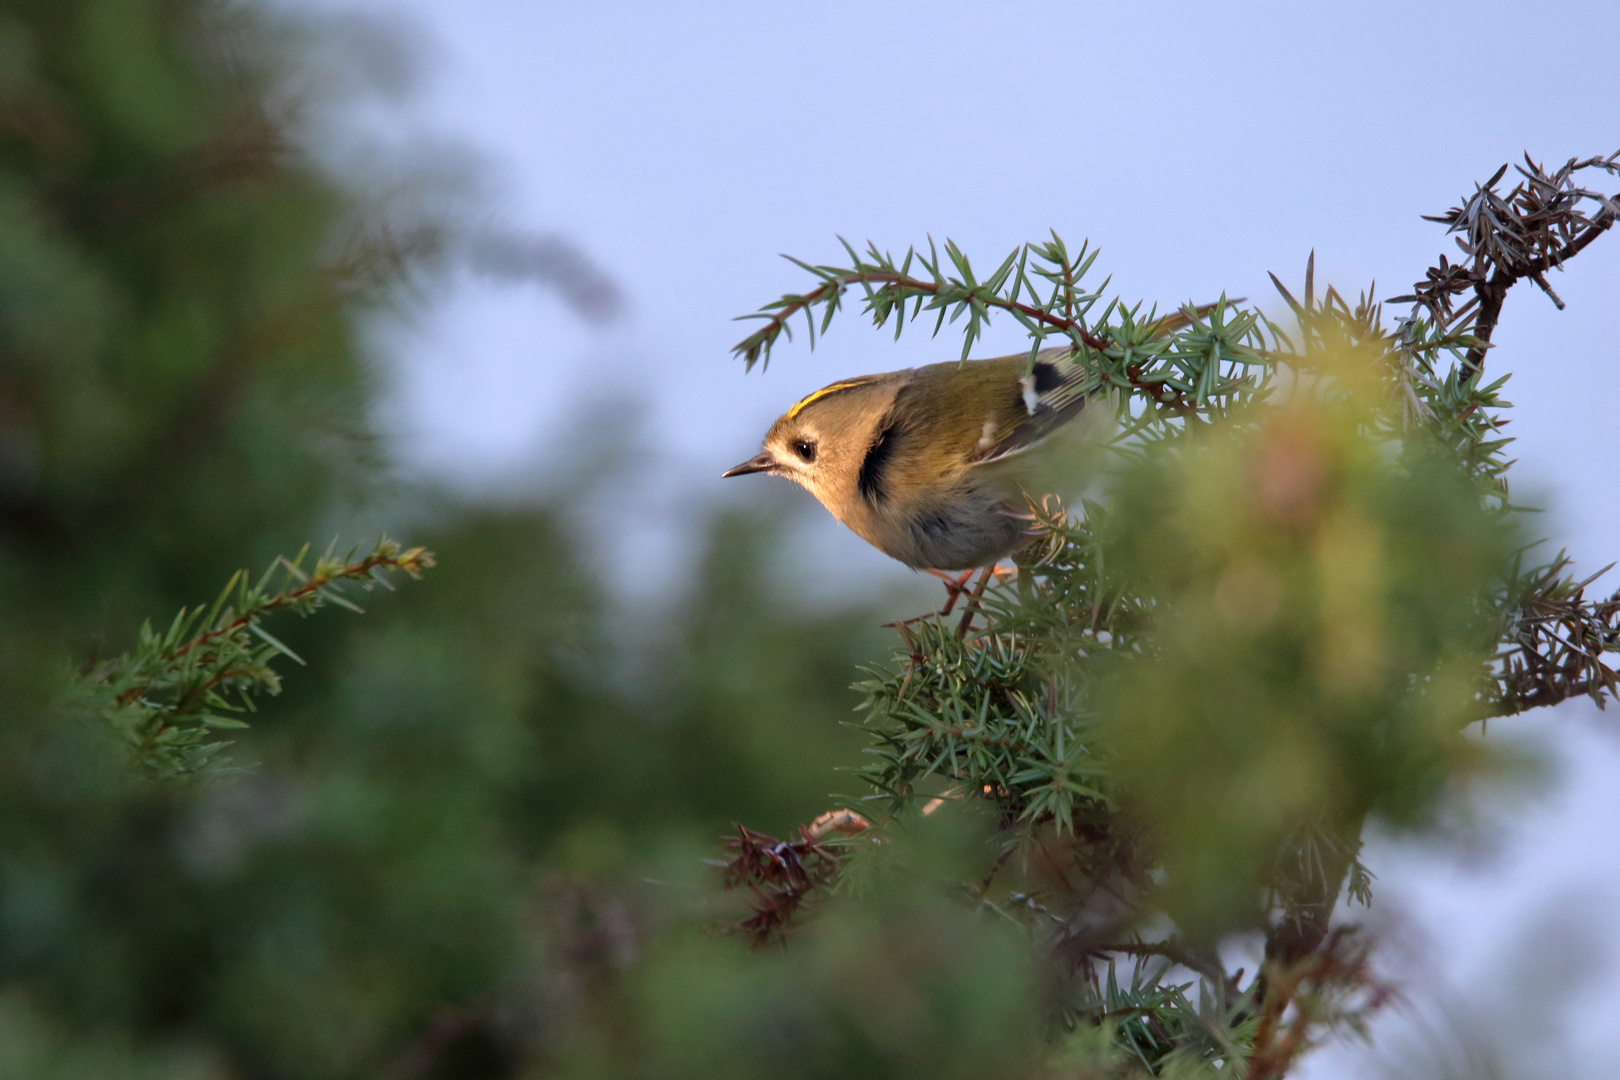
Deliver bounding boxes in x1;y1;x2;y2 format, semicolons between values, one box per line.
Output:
723;347;1105;570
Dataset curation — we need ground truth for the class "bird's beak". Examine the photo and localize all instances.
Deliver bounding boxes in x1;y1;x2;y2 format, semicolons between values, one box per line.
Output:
722;451;776;478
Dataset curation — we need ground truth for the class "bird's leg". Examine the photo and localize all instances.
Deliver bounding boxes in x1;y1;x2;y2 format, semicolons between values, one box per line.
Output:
954;565;995;640
928;568;977;616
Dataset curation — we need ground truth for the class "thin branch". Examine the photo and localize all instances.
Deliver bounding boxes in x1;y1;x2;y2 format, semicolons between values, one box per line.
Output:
81;538;435;778
732;270;1110;359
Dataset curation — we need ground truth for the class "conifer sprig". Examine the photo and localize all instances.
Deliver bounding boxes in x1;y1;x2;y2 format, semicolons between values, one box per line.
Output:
80;538;435;778
1388;151;1620;370
731;235;1268;429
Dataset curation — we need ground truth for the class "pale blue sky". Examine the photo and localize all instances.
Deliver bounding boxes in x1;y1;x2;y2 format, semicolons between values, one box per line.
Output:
290;2;1620;1073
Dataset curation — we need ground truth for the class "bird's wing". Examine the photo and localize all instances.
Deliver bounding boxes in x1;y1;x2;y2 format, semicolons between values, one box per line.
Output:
966;347;1101;466
963;299;1234;466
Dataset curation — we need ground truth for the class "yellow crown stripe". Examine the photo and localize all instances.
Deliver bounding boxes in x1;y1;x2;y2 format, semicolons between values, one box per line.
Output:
785;377;880;420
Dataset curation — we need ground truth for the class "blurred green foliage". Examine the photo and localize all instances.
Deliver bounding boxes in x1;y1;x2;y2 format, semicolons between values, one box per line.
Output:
1096;361;1513;933
0;3;957;1077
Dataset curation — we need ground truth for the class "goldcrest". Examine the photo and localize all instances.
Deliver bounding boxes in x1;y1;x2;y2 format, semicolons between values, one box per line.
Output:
724;347;1106;570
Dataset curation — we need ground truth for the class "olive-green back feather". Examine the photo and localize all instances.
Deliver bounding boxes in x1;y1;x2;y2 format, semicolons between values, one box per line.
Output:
887;347;1098;476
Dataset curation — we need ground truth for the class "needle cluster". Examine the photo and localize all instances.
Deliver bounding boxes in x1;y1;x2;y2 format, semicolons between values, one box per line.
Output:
76;538;434;778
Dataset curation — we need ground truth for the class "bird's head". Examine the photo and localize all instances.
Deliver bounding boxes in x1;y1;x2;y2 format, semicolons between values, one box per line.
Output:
722;374;898;513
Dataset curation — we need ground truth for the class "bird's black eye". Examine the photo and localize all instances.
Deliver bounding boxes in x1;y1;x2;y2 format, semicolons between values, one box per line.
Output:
791;438;817;462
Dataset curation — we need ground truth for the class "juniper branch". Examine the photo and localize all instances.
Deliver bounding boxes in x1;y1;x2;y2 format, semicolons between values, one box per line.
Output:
78;537;435;778
1390;151;1620;371
732;237;1264;424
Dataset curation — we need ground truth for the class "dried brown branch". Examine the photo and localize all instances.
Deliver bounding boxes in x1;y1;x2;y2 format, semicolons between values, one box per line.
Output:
1391;152;1620;371
714;813;869;944
1493;555;1620;715
1248;929;1392;1080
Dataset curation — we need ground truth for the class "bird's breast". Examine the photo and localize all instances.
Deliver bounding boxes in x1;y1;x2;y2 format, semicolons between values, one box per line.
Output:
863;483;1029;570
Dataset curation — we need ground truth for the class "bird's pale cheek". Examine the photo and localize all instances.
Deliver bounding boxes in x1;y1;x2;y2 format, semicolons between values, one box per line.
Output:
789;474;821;499
791;476;838;514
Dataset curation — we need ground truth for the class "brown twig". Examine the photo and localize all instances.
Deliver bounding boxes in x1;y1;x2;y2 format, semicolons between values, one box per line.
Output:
1247;929;1385;1080
1391;153;1620;372
734;269;1208;419
180;549;430;661
736;271;1110;357
113;547;433;707
954;566;995;639
929;568;977;617
716;816;865;944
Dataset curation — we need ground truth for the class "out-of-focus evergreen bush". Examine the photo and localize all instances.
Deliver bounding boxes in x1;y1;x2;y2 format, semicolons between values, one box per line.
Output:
0;4;915;1077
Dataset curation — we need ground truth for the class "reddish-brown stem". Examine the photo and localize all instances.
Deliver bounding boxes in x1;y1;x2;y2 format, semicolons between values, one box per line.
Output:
1462;194;1616;371
1247;951;1331;1080
930;568;976;617
955;566;994;639
740;271;1207;419
115;549;428;706
741;271;1109;354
